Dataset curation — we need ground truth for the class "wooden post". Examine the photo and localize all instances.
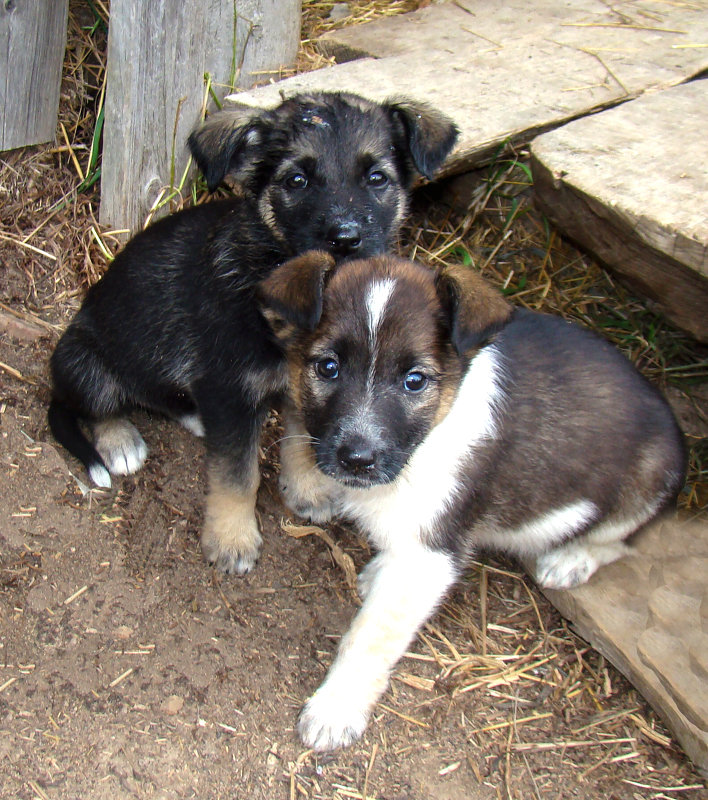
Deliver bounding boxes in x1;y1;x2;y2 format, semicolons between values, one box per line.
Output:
0;0;69;152
100;0;301;234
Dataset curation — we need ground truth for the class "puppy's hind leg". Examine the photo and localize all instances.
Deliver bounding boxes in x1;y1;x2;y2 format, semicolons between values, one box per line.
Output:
92;418;148;478
531;495;668;590
50;326;146;487
532;537;632;590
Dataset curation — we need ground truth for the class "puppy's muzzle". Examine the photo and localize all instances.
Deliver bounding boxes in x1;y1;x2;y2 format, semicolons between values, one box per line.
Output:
337;434;377;476
326;221;362;256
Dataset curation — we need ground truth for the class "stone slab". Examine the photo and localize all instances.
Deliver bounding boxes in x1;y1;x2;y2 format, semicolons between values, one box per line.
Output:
544;516;708;774
531;80;708;342
225;0;708;178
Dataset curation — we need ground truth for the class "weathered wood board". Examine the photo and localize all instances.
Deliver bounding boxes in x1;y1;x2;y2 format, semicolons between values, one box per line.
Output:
531;80;708;342
100;0;301;233
544;517;708;774
0;0;69;151
225;0;708;179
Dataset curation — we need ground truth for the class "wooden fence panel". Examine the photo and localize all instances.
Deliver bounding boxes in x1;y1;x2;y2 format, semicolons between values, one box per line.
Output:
0;0;69;151
100;0;301;233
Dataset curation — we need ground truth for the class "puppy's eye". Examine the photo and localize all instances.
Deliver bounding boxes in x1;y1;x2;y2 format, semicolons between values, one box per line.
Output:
366;170;389;188
315;358;339;380
403;371;428;393
285;173;308;189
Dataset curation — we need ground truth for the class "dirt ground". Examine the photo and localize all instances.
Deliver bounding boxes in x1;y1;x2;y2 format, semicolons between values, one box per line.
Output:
1;2;707;798
2;199;707;800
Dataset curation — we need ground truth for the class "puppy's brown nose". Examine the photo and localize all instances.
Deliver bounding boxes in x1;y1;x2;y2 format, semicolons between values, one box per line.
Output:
337;438;376;474
327;221;361;255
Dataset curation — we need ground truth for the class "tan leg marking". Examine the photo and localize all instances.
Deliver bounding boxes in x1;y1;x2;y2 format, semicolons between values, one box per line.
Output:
201;458;262;574
279;407;341;523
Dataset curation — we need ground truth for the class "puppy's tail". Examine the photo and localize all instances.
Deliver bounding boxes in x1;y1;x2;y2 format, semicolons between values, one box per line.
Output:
48;399;111;488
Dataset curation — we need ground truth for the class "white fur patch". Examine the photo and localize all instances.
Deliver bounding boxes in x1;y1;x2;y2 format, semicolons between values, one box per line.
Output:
93;418;148;477
338;345;503;551
583;498;662;546
178;413;205;437
477;499;599;558
298;546;457;750
534;539;632;589
365;278;396;344
88;463;112;489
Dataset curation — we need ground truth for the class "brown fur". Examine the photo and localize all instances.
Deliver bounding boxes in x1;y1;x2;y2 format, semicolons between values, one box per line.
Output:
258;253;686;752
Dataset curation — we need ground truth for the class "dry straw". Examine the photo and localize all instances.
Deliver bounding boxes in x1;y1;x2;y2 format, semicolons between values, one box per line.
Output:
0;2;705;796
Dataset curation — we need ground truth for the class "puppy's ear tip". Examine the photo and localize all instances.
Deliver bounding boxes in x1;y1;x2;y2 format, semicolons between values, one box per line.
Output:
389;100;459;179
437;266;512;354
293;250;336;271
259;249;336;334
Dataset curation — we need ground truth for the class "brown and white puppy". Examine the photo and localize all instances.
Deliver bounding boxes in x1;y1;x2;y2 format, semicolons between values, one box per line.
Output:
48;92;457;576
259;252;686;751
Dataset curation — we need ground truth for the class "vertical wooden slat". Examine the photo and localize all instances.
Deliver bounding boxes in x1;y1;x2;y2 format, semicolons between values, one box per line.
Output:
100;0;301;234
0;0;69;152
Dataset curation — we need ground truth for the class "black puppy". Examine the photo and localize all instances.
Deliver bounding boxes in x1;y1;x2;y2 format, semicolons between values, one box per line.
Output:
48;92;458;574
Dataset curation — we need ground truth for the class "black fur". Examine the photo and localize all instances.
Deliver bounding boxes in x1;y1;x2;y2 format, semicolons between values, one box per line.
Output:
48;93;458;574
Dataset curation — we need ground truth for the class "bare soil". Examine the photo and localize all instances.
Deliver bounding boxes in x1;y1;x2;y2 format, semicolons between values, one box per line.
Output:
1;3;707;797
2;214;706;800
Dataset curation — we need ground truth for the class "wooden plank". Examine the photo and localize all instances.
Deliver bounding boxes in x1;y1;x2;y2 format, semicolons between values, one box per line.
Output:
237;0;302;87
225;0;708;179
0;0;69;151
543;517;708;773
100;0;300;233
531;80;708;342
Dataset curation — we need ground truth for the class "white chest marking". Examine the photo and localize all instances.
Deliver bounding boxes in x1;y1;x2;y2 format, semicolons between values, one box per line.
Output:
339;346;503;552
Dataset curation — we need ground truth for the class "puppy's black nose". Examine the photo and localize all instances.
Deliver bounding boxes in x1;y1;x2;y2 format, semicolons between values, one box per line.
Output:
337;438;376;474
327;221;361;255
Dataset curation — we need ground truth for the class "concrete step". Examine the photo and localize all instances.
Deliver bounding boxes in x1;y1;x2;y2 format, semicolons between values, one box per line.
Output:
226;0;708;179
545;516;708;774
531;79;708;342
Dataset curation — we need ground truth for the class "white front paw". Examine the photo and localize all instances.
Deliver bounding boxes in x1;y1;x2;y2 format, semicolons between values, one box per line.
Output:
534;547;596;589
280;472;339;524
298;684;369;751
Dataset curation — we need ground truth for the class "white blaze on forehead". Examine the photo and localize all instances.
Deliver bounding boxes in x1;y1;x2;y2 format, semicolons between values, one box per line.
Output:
365;278;396;342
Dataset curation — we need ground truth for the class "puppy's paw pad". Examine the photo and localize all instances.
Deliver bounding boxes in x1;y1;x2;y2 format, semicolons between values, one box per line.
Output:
201;526;262;576
94;419;148;476
298;691;368;752
535;549;595;590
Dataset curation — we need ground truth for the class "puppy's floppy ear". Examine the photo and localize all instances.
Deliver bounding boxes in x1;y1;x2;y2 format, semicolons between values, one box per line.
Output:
435;266;512;354
188;108;269;191
387;100;459;180
258;251;336;338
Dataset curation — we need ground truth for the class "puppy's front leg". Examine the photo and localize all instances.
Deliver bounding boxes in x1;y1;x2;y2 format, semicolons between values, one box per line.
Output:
279;404;341;523
197;389;266;575
298;546;458;750
202;453;262;574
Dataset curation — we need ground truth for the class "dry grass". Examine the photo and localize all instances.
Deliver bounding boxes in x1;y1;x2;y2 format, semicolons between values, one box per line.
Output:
401;159;708;510
1;1;706;796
